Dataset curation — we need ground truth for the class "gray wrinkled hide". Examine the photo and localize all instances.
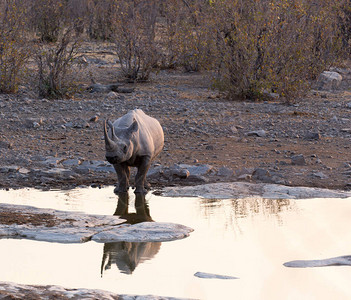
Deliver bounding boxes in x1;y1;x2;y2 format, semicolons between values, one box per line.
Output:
104;109;164;193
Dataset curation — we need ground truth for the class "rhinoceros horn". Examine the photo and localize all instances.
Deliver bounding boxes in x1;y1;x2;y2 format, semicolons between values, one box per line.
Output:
104;120;117;149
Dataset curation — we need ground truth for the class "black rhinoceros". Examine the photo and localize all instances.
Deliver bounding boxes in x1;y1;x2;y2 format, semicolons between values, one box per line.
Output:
104;109;164;193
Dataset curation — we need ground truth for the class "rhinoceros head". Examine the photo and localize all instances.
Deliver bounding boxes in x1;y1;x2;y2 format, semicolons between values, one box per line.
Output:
104;119;138;164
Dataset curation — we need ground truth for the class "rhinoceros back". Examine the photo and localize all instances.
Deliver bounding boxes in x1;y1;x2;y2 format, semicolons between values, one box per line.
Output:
113;109;164;158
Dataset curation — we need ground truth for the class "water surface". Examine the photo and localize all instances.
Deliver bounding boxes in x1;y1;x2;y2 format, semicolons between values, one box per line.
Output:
1;187;351;299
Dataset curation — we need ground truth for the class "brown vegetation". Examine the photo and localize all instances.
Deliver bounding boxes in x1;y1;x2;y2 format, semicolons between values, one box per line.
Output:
0;0;350;100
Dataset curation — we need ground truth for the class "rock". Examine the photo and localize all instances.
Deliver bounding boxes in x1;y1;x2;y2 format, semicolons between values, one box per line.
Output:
194;272;239;280
284;255;351;268
316;71;342;91
176;164;213;176
24;117;43;129
116;87;135;93
18;167;30;174
147;165;165;179
170;166;190;179
39;157;62;167
107;83;122;92
235;167;254;177
291;154;306;165
311;171;328;179
252;168;272;183
0;204;193;244
92;222;194;243
186;175;209;183
230;126;238;134
60;158;81;167
88;83;109;93
65;119;90;129
217;166;234;177
89;115;99;122
0;141;12;149
75;160;114;173
0;165;20;173
304;132;321;140
238;174;252;180
0;282;185;300
163;182;351;199
246;130;266;137
105;91;119;99
40;168;75;178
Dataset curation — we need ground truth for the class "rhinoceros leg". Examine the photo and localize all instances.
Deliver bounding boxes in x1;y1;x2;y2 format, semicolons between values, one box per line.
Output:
113;163;130;193
135;156;151;194
114;192;129;215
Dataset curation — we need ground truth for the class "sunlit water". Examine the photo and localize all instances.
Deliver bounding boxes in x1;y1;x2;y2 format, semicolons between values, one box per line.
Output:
1;187;351;299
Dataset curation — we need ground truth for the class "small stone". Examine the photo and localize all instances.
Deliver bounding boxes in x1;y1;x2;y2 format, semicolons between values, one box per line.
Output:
0;141;12;149
312;172;328;179
194;272;238;280
0;166;20;173
89;115;99;122
291;154;306;166
18;168;30;174
304;132;321;140
230;126;238;134
341;128;351;133
106;91;118;99
116;87;135;93
238;174;252;180
247;130;266;137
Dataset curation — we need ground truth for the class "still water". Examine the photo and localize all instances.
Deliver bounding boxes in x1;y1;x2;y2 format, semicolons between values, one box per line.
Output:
1;187;351;299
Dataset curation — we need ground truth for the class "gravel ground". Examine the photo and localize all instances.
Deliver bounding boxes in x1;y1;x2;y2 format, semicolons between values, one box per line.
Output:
0;50;351;191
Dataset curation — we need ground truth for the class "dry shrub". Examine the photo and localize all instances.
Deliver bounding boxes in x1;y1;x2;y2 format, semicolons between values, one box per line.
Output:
35;28;81;98
112;0;160;81
86;0;117;40
159;0;215;72
29;0;68;43
0;0;30;93
211;0;342;100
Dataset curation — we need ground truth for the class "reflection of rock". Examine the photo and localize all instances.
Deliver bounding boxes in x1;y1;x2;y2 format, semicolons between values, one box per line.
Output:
284;255;351;268
101;241;161;275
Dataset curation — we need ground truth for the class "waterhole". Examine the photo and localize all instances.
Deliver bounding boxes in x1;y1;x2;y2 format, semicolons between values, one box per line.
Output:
1;187;351;299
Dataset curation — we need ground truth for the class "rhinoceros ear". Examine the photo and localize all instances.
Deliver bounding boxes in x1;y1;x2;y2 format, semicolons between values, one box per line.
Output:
128;120;138;134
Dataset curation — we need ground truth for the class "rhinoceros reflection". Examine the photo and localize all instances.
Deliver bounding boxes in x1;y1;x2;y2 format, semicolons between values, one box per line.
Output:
101;192;161;275
101;241;161;275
